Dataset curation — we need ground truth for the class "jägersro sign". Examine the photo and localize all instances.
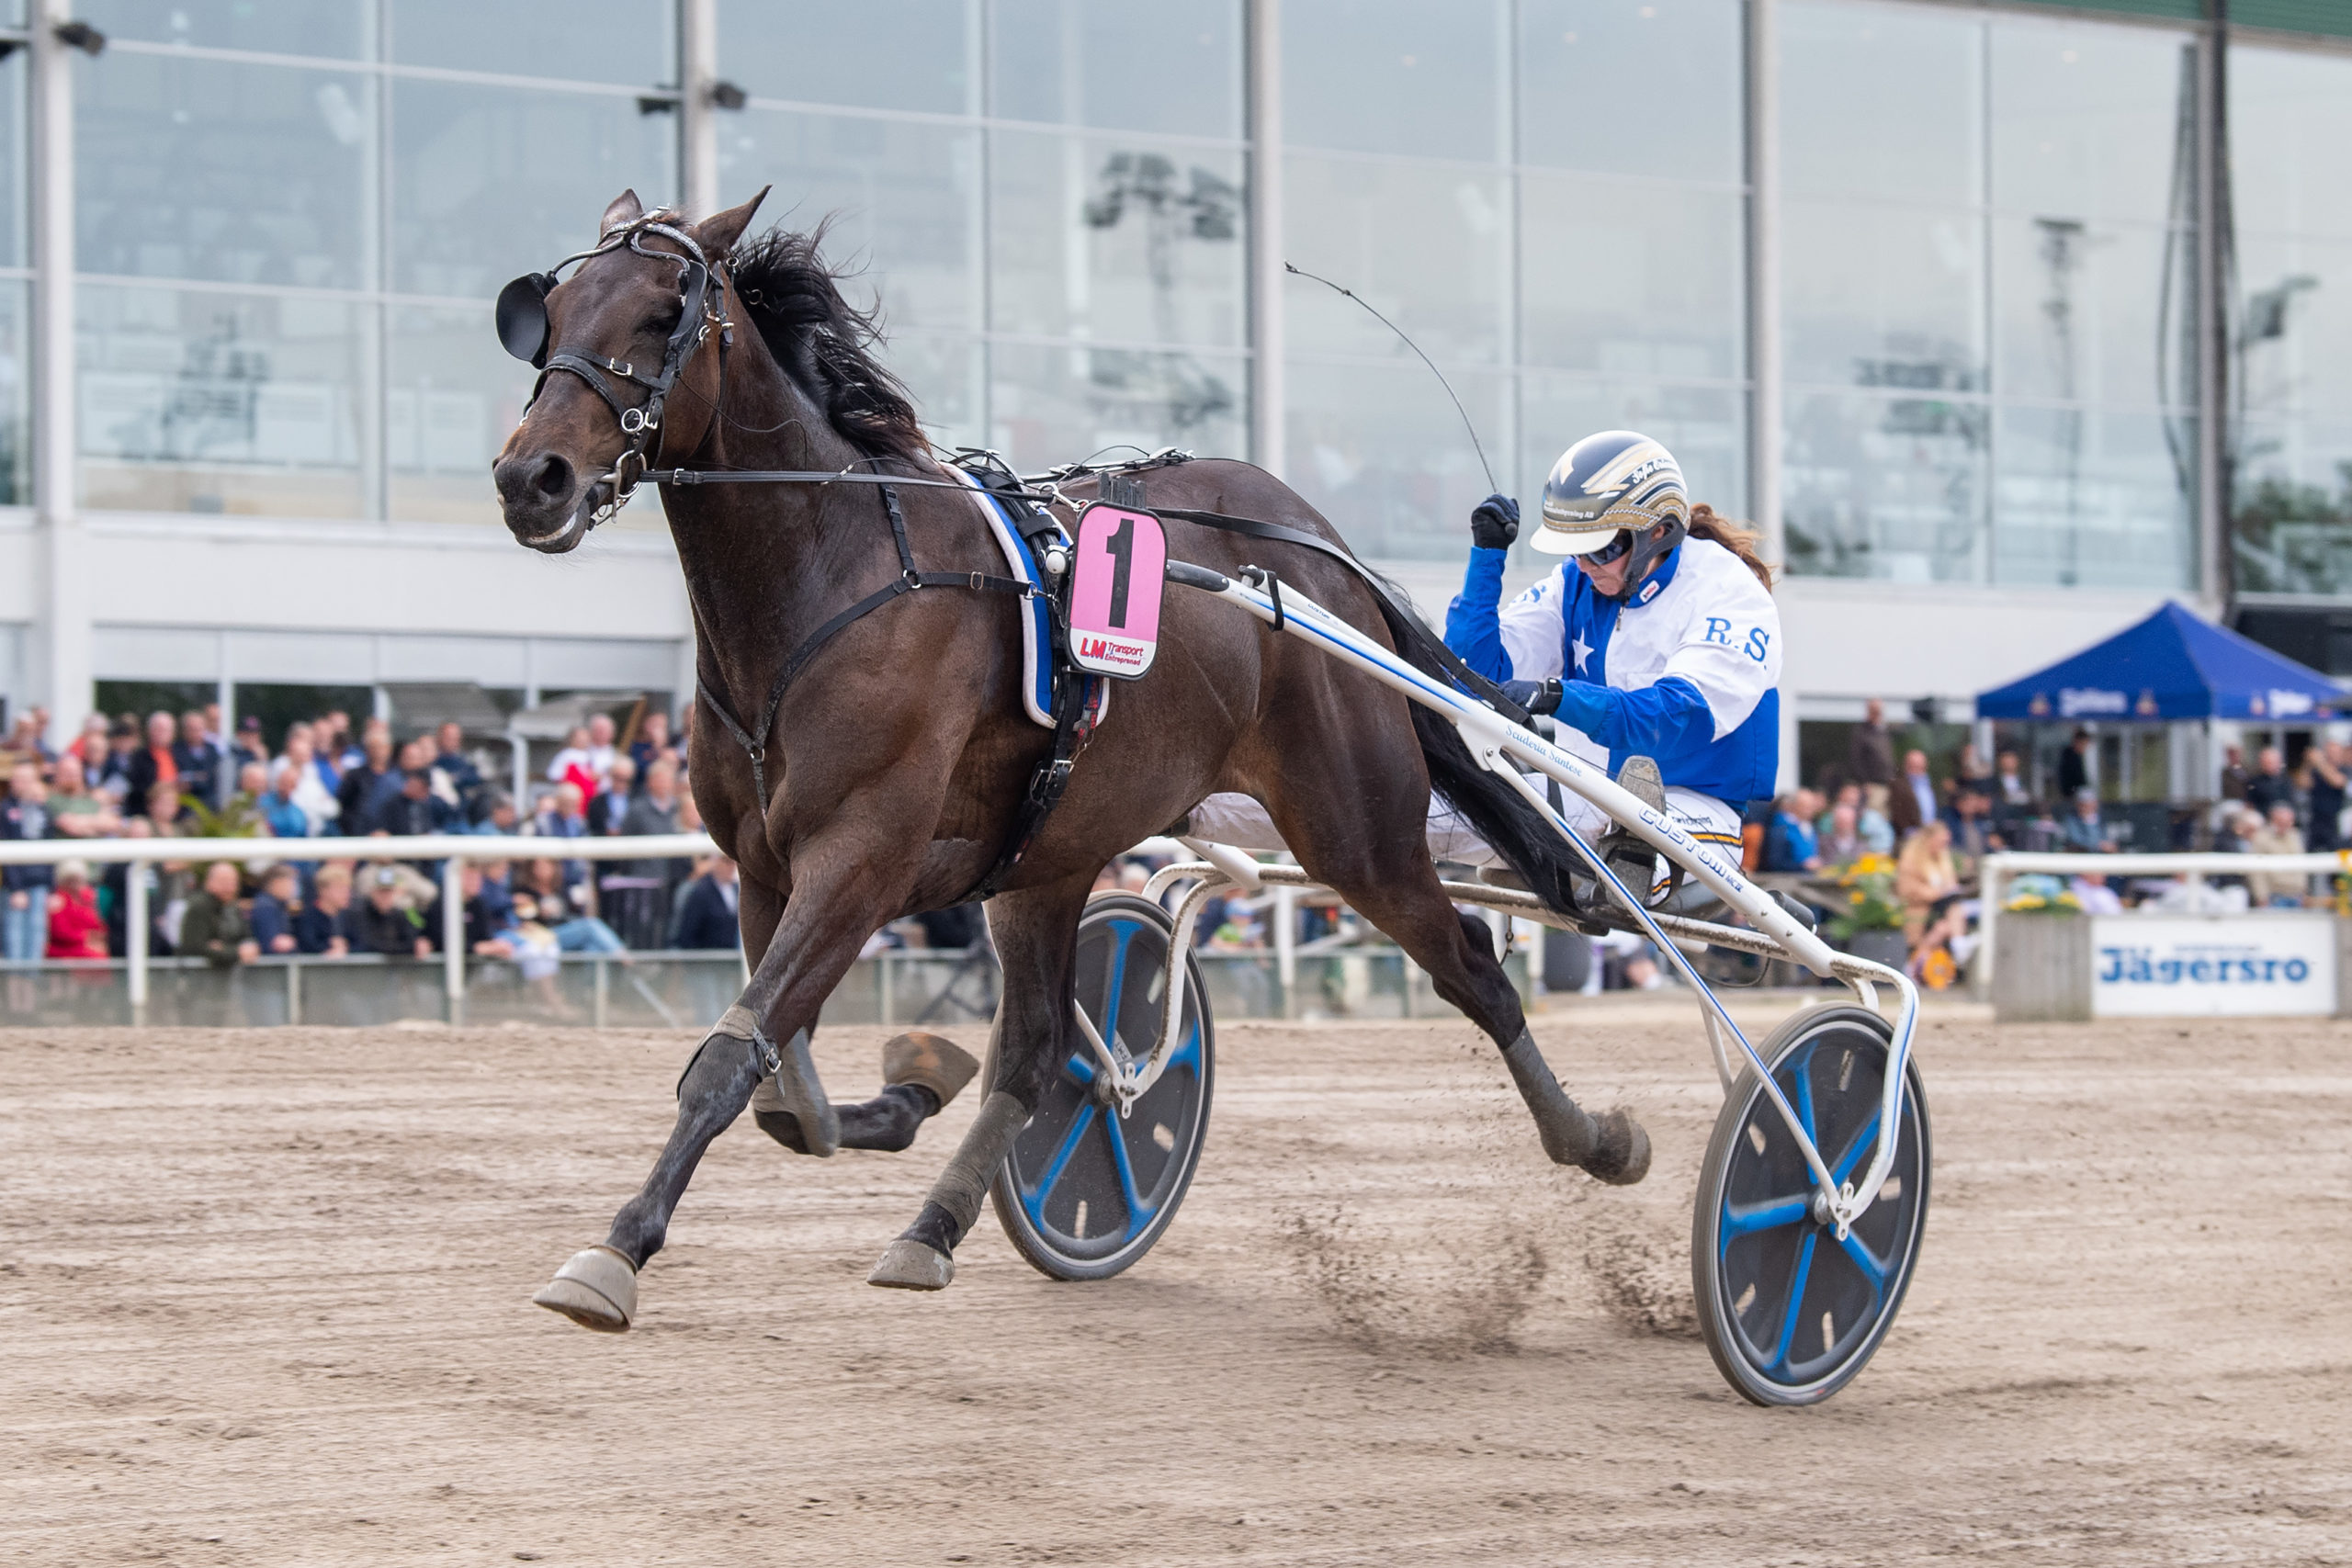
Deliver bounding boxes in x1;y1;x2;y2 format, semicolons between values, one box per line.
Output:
2090;915;2337;1018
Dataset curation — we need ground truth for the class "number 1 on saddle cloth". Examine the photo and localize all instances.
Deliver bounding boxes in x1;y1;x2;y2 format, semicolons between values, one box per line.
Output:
1068;503;1166;681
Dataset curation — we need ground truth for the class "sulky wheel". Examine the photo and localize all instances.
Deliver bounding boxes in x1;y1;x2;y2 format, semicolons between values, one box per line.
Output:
1691;1005;1930;1406
990;892;1216;1280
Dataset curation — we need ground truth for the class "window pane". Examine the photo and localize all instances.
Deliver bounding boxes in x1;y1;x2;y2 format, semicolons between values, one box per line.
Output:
0;47;22;269
1286;358;1505;561
2233;419;2352;596
391;80;676;300
388;302;531;525
989;131;1245;348
991;0;1241;138
79;284;365;518
1518;0;1742;183
1521;172;1742;378
0;282;24;504
79;1;368;58
1283;0;1505;162
1285;154;1509;364
1784;390;1987;583
1522;374;1746;521
1990;17;2196;229
391;0;675;85
1784;201;1984;392
1993;407;2191;590
1782;1;1981;206
717;109;980;332
2230;46;2352;243
989;342;1246;474
2235;235;2352;423
1994;219;2196;411
78;54;371;288
717;0;974;115
890;333;984;454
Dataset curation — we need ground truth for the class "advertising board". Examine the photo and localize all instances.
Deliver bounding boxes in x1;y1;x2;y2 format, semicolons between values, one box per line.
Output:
2090;914;2338;1018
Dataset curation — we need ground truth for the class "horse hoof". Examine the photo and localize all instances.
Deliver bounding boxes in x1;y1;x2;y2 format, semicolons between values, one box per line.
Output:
883;1031;980;1107
532;1245;638;1331
1584;1109;1652;1186
867;1237;956;1292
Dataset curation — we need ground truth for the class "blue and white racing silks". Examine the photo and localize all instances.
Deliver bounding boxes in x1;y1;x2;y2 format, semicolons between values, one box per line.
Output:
1444;536;1781;807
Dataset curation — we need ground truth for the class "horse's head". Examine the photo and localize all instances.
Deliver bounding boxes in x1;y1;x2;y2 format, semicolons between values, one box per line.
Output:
492;186;767;553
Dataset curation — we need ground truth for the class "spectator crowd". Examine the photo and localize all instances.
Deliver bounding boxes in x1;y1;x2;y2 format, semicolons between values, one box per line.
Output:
0;701;748;973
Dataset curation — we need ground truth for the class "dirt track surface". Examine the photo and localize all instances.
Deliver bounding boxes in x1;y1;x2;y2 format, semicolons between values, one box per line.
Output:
4;1008;2350;1566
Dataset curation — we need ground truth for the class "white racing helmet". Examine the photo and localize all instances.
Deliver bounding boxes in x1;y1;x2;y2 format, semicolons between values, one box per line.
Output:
1533;431;1690;592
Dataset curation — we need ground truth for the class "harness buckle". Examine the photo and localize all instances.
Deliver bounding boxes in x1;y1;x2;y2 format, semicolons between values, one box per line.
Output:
969;570;985;591
604;358;634;378
620;406;654;434
744;742;766;766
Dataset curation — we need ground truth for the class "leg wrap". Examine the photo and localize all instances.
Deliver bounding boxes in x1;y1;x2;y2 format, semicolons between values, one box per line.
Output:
1500;1031;1599;1168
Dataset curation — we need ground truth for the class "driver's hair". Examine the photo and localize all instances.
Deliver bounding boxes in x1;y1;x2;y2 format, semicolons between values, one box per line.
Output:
1686;503;1774;592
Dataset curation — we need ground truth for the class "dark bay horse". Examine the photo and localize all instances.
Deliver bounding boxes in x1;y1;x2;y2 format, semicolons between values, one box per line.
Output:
494;189;1648;1331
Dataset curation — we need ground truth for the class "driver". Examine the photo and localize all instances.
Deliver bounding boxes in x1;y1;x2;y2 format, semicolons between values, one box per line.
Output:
1441;430;1781;886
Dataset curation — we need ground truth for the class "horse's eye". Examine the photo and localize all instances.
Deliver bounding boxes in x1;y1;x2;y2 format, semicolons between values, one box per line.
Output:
642;311;681;336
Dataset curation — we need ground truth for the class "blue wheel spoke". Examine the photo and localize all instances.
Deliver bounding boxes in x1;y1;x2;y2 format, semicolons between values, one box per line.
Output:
1770;1230;1819;1371
1790;1049;1819;1152
1723;1193;1811;1239
1023;1101;1097;1226
1098;920;1141;1055
1100;1108;1157;1241
1830;1110;1882;1186
1836;1229;1890;1292
1161;1019;1202;1076
1062;1051;1096;1086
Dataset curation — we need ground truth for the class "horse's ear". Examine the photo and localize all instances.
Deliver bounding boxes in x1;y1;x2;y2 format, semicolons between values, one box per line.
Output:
600;188;645;235
693;186;770;261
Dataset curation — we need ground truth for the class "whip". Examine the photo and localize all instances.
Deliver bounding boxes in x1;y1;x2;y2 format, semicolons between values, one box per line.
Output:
1283;261;1499;495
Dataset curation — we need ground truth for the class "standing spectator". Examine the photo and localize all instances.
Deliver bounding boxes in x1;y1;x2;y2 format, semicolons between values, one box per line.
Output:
2245;746;2291;818
100;818;155;957
45;862;107;960
45;753;119;838
231;715;268;779
2308;740;2347;852
1889;749;1939;839
174;708;224;808
295;865;357;956
2056;728;2095;801
583;712;618;792
2246;803;2307;907
2218;743;2250;804
276;728;339;833
336;724;402;837
248;863;302;956
428;721;485;823
123;711;181;820
589;756;637;833
96;717;139;805
672;854;741;949
1954;743;1994;794
2;761;60;962
71;713;111;777
548;725;600;802
1847;699;1894;803
462;791;520;836
179;862;258;967
628;709;674;785
227;761;274;826
385;765;456;839
612;757;684;946
1994;749;2032;807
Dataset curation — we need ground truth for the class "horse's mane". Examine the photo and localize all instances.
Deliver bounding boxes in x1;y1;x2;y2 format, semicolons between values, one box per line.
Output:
726;223;928;467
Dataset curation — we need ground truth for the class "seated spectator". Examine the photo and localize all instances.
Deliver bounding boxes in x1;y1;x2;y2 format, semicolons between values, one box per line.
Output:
259;762;311;840
179;862;258;968
45;862;107;960
2;760;59;963
528;783;592;892
337;723;402;837
96;717;139;805
45;753;118;838
2246;802;2307;908
122;710;181;820
352;864;433;958
1817;800;1864;868
2061;789;2116;853
1820;782;1893;855
672;855;741;950
462;791;521;836
1763;790;1822;874
1890;749;1939;839
174;708;223;809
515;857;626;953
476;858;516;931
384;765;458;843
590;756;637;833
1951;786;1998;863
226;761;275;829
248;863;302;956
1895;821;1960;944
294;864;357;956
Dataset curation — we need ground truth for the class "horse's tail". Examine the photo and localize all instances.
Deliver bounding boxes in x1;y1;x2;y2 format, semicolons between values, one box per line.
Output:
1365;596;1589;917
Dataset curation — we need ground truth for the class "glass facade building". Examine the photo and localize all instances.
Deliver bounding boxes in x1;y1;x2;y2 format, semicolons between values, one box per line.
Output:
3;0;2350;737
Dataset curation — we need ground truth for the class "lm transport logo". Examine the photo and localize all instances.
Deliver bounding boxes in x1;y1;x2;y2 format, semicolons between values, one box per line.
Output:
1077;632;1149;671
2090;920;2335;1017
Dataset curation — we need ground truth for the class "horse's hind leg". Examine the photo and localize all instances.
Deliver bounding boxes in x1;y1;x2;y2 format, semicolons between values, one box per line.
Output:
868;872;1092;1290
1268;780;1650;1186
753;1030;981;1154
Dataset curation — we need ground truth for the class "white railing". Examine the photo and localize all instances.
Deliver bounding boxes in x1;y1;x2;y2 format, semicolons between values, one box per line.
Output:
1977;849;2352;988
0;831;717;1018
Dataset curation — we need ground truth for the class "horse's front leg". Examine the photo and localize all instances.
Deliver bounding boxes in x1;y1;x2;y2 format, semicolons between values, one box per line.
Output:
868;871;1093;1292
532;829;925;1332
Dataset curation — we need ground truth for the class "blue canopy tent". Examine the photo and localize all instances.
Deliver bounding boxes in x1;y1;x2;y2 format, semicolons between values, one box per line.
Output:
1976;602;2342;725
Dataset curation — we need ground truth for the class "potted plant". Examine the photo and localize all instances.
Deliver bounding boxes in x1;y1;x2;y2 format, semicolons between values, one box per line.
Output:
1826;852;1908;968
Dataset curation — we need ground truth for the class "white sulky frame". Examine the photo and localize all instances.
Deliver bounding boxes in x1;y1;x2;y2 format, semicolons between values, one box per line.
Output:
1081;560;1920;1243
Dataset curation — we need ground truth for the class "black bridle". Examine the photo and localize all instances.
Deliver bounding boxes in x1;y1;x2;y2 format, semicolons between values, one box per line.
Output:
496;211;728;527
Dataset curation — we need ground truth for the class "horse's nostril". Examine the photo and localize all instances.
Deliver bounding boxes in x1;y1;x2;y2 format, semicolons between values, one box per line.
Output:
531;454;573;501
